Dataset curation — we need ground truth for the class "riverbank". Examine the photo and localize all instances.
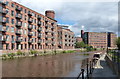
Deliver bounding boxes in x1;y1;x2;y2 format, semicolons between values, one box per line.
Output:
1;48;104;60
1;50;76;60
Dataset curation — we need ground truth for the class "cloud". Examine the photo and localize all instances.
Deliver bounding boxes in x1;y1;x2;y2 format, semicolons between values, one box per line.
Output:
12;0;118;36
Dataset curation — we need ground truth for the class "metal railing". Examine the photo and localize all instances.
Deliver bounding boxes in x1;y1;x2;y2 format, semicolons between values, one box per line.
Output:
77;58;97;79
107;49;120;74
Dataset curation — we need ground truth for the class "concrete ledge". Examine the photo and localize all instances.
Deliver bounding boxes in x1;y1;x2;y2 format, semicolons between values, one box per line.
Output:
105;54;120;78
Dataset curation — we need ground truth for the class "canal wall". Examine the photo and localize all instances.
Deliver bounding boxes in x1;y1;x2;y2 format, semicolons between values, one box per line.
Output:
105;54;120;79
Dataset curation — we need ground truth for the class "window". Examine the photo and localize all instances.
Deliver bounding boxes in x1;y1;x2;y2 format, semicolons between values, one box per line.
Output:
24;30;27;35
35;19;36;23
6;35;9;41
5;8;8;12
11;3;14;7
6;44;9;50
21;8;23;11
11;19;14;24
24;9;26;13
11;10;14;16
11;35;14;41
11;27;14;32
6;17;9;23
6;1;9;6
24;15;27;20
6;26;9;31
24;23;27;28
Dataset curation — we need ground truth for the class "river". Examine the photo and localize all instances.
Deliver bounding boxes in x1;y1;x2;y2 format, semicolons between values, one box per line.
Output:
2;52;92;77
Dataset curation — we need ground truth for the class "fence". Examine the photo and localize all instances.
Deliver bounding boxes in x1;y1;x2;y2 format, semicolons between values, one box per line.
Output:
107;49;120;74
77;58;98;79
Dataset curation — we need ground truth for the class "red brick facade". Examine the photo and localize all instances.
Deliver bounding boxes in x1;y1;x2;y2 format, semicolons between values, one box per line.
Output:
0;0;75;53
57;25;75;49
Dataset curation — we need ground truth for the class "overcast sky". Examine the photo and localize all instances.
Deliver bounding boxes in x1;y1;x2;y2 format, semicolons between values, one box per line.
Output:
12;0;118;37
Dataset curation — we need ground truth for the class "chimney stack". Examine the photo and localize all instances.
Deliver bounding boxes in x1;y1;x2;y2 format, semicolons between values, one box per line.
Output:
45;10;55;19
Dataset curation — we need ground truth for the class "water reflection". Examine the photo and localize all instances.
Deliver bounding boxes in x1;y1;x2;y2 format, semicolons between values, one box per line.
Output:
2;53;89;77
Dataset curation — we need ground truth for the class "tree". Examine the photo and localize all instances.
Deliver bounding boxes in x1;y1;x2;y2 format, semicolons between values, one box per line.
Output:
116;37;120;50
75;41;86;48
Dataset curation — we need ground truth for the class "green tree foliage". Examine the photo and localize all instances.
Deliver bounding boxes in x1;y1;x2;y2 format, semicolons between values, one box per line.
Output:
75;41;86;48
116;37;120;50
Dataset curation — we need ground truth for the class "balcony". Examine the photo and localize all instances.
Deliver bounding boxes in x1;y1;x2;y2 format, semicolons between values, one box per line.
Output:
52;42;55;45
16;14;22;19
45;30;49;33
28;33;33;37
45;26;48;28
37;21;41;26
2;38;6;42
16;30;22;35
38;34;41;38
28;11;32;16
45;20;48;23
2;10;7;15
28;19;33;23
51;27;55;30
28;40;32;44
51;37;55;39
16;22;22;27
1;28;6;33
2;20;6;24
51;22;54;25
16;7;22;12
28;25;32;30
1;2;6;6
11;40;15;43
38;40;41;44
16;39;22;43
38;16;41;20
37;28;42;32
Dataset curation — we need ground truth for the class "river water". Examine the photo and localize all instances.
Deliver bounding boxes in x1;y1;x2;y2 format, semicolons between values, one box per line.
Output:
2;52;92;77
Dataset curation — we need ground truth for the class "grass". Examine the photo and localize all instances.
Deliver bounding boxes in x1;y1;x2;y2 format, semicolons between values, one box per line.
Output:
1;50;75;60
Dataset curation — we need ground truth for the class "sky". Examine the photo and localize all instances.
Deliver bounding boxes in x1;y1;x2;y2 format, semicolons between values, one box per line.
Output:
12;0;119;37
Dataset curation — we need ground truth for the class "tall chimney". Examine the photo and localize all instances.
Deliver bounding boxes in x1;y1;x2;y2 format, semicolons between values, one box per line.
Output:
45;10;55;19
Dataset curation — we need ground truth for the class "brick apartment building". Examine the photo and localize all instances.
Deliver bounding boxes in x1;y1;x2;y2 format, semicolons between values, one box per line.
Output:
75;37;83;43
81;30;117;49
57;25;75;49
81;30;108;48
0;0;75;53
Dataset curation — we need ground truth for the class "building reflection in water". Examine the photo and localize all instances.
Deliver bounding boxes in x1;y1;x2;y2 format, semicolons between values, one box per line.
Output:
2;53;89;77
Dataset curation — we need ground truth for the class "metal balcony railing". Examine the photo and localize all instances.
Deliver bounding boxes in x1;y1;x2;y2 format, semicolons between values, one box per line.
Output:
38;21;41;25
38;16;41;20
16;14;22;19
16;30;22;35
16;39;22;43
16;7;22;11
28;19;33;23
28;25;33;30
28;11;32;16
16;22;22;27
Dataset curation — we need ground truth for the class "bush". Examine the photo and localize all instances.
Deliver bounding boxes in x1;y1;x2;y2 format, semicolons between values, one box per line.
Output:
62;50;75;53
62;50;67;53
17;50;23;56
7;53;15;59
30;50;38;55
2;54;7;60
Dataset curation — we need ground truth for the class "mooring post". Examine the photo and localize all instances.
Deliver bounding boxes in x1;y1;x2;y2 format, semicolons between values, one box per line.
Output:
81;69;84;79
87;63;89;79
89;61;92;74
